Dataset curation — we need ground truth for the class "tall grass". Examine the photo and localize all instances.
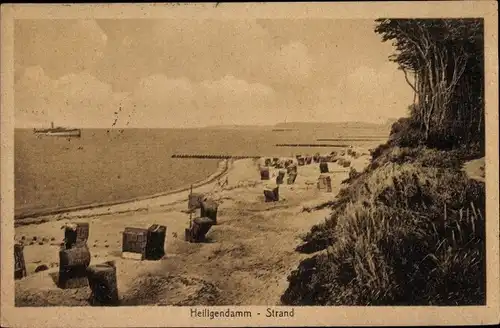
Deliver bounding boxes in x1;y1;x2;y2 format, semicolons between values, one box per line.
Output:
282;146;485;305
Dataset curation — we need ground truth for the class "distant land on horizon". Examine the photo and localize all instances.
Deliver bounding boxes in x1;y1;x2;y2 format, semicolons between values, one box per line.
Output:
273;120;397;129
16;119;400;131
205;119;399;130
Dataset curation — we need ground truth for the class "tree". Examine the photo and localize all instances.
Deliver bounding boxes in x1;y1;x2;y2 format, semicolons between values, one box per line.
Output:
374;19;484;149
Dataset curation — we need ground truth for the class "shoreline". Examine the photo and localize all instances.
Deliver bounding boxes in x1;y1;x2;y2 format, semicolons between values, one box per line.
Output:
15;152;370;306
14;159;230;224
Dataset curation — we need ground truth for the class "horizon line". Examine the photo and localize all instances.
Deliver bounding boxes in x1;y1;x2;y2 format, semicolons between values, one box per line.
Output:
15;119;399;129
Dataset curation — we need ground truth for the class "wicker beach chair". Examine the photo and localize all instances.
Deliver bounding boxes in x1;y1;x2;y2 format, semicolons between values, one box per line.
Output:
58;245;91;289
185;217;214;243
63;222;89;249
260;167;270;180
122;227;148;260
146;224;167;260
14;244;27;280
320;162;329;173
317;174;333;192
87;261;119;306
264;186;280;202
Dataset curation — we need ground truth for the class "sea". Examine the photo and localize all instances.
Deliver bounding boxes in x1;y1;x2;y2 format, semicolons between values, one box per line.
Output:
14;125;389;218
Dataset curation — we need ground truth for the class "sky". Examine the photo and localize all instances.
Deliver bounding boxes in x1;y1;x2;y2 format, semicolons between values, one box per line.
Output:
14;19;413;128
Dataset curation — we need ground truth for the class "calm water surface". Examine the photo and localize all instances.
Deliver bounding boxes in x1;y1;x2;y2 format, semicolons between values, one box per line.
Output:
15;127;388;217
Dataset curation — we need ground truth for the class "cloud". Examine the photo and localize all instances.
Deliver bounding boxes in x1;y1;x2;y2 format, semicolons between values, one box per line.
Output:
267;42;313;84
92;19;272;90
124;75;197;128
123;74;278;128
15;20;108;78
15;61;409;128
135;75;194;101
197;75;277;126
311;62;413;122
15;66;52;126
14;19;414;127
15;67;278;128
15;66;125;128
56;72;113;99
94;19;314;91
200;75;273;98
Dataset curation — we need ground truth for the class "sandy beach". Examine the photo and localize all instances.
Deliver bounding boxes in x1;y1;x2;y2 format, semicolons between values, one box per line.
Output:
14;150;370;306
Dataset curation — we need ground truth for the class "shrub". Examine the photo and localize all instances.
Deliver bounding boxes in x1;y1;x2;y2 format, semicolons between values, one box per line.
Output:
372;146;479;170
296;217;338;254
388;117;425;148
370;143;391;161
341;160;351;168
389;117;413;136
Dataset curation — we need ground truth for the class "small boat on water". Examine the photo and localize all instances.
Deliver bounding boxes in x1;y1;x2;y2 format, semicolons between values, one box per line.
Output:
33;122;81;137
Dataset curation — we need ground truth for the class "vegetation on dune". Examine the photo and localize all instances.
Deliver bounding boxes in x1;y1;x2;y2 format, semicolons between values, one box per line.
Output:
284;157;485;305
282;18;486;306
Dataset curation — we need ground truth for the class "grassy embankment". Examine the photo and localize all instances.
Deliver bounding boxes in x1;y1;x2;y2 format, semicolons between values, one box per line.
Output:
281;120;485;306
282;17;486;306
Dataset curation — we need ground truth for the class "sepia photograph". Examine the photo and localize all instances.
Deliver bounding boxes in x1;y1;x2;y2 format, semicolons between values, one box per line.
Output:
1;2;499;327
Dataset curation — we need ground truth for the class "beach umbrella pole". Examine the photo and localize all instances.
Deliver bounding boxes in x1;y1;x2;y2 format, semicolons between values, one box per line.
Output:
189;185;193;228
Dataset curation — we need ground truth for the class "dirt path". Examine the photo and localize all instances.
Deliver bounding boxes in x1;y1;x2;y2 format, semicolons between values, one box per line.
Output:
15;154;370;306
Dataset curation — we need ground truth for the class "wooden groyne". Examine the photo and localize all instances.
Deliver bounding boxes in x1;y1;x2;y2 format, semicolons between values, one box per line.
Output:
275;143;350;148
171;154;261;159
316;138;387;142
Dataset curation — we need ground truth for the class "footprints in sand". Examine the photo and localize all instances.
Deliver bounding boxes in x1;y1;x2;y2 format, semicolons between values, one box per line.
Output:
16;235;61;247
